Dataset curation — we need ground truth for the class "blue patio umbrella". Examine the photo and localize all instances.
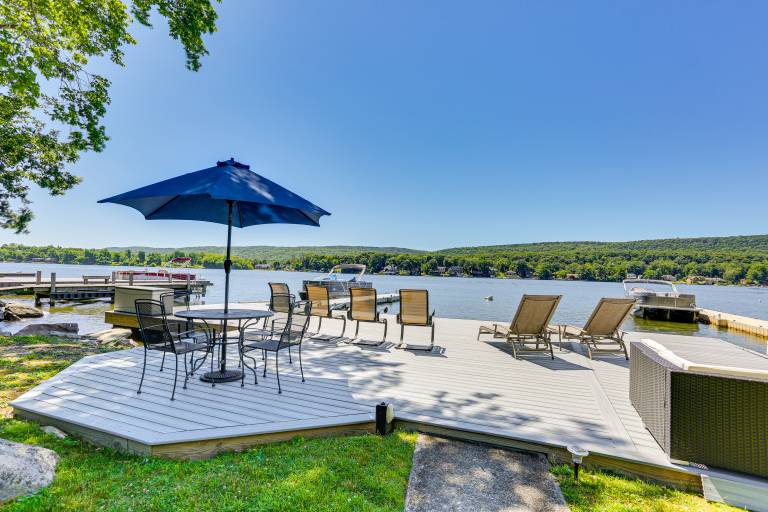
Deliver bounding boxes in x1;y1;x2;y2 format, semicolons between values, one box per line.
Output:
99;158;330;380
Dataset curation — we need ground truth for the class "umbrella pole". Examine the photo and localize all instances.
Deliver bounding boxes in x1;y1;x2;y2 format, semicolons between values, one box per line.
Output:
218;201;234;378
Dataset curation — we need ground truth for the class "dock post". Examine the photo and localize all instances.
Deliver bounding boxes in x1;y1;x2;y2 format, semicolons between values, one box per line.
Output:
50;272;56;306
35;270;42;284
129;272;134;286
111;271;116;284
186;272;191;291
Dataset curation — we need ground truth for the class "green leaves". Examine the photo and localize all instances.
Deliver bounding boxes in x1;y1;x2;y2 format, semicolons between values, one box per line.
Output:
0;0;220;233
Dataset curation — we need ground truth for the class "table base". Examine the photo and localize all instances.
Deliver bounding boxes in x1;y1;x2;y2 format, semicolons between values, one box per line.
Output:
200;369;242;383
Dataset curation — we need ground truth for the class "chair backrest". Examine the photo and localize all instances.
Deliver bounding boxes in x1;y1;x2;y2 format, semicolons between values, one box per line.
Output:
583;298;635;336
509;295;561;336
399;289;430;326
135;299;172;349
349;288;378;321
269;282;290;309
273;300;309;348
306;285;331;317
270;290;294;315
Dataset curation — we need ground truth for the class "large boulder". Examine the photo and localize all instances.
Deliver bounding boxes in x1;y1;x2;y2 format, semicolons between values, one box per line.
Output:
82;328;137;348
14;323;79;338
0;439;58;503
2;303;44;321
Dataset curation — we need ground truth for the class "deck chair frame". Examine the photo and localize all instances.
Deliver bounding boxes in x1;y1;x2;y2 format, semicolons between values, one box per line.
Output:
305;285;347;341
396;289;435;351
483;295;562;360
347;288;388;346
559;298;635;359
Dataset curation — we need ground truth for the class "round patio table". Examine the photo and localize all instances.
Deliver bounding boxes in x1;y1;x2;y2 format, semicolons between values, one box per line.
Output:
175;308;273;383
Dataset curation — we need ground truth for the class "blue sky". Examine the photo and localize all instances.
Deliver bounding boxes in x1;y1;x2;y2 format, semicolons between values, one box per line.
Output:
6;1;768;250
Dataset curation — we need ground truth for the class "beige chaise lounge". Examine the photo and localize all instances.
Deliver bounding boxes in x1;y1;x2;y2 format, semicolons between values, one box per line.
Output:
558;297;635;359
478;294;561;359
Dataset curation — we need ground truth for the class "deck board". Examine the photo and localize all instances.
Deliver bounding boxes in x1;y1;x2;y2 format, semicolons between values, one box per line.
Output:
14;313;767;473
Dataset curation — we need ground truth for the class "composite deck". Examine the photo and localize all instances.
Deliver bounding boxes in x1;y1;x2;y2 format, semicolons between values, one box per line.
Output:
11;313;768;488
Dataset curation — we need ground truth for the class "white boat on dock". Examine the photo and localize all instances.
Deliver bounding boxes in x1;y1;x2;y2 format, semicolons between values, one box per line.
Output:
623;278;698;322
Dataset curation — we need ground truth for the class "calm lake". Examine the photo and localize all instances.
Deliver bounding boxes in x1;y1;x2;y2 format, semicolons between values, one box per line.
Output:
2;262;768;354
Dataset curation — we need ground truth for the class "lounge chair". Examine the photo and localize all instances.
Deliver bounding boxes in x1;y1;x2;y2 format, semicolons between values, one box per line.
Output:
396;289;435;351
305;284;347;340
347;287;388;345
240;293;308;393
558;298;635;359
478;294;561;359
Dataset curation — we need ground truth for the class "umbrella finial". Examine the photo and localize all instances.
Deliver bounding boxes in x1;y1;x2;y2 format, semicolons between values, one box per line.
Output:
216;158;250;170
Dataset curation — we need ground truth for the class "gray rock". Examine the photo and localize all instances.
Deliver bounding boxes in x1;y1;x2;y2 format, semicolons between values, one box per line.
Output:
41;426;67;439
0;331;12;337
405;435;570;512
2;303;43;321
83;328;136;347
0;438;59;503
14;323;79;338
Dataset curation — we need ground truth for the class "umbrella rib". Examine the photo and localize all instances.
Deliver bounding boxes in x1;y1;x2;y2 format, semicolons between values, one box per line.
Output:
144;195;181;219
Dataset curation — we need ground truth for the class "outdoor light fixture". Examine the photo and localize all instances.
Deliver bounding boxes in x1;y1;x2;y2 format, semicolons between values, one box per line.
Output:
375;402;394;435
567;445;589;481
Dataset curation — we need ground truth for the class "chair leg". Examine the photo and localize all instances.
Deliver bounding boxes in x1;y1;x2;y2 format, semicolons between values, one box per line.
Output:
275;351;282;394
548;339;554;360
183;352;190;389
382;319;388;342
137;349;147;394
171;355;179;401
240;349;246;387
431;323;435;344
210;342;216;387
263;351;268;377
288;346;292;364
160;352;166;372
340;316;346;338
400;324;404;342
355;321;360;338
246;354;259;385
298;344;305;382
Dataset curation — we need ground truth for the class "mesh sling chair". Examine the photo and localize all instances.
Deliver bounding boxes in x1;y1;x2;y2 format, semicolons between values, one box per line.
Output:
305;284;347;341
347;287;388;346
396;289;435;351
478;295;561;359
134;299;210;400
558;298;635;359
239;293;309;393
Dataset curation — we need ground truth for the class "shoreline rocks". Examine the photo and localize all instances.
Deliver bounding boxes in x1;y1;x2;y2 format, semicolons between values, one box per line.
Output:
0;439;59;503
2;303;44;322
14;323;79;338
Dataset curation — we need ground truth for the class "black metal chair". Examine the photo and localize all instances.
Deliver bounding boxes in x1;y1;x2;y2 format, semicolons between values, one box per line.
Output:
135;299;210;400
159;290;213;375
239;293;309;393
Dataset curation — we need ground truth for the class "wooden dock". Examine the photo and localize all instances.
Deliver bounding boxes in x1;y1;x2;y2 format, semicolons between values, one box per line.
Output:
14;312;768;504
0;272;212;306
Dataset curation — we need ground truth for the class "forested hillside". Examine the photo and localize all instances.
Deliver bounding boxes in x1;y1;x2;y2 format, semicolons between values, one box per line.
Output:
5;234;768;285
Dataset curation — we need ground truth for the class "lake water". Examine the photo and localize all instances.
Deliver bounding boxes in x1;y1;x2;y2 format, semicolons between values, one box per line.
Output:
2;262;767;354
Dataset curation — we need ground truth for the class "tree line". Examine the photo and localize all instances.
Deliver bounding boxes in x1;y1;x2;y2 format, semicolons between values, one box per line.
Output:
4;243;768;285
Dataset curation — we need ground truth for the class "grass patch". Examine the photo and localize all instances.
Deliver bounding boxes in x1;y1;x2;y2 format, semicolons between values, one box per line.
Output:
0;336;417;511
551;465;743;511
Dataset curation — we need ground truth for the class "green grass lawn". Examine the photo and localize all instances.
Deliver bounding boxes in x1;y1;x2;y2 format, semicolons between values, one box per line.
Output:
0;334;747;511
551;465;743;511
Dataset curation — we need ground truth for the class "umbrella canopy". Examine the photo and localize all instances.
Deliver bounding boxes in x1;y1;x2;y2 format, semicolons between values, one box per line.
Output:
98;158;330;226
99;158;330;383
